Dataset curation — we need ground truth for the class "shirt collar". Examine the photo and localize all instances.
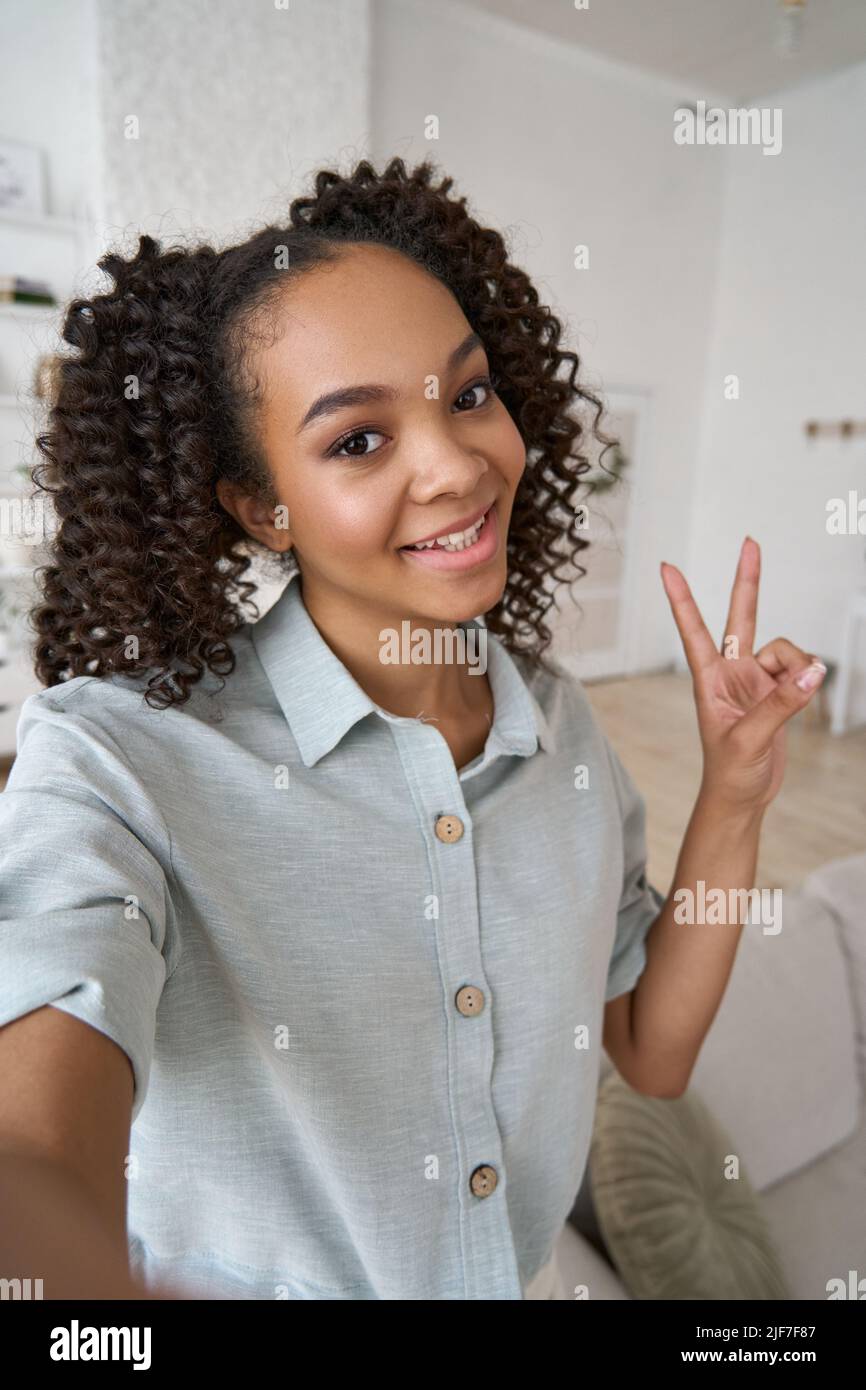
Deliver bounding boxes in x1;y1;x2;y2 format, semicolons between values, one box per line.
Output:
250;573;556;769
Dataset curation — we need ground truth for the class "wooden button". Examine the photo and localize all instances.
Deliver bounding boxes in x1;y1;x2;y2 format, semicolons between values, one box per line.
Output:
470;1165;498;1198
434;814;464;843
455;986;484;1016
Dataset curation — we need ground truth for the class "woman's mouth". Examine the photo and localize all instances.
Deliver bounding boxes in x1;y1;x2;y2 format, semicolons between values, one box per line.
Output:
398;502;499;572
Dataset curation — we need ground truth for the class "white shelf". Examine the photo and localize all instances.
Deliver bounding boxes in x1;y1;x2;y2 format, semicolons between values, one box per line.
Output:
0;301;60;320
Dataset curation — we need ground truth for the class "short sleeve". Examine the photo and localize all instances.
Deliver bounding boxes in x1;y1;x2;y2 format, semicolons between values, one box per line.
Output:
0;687;175;1123
602;737;666;1002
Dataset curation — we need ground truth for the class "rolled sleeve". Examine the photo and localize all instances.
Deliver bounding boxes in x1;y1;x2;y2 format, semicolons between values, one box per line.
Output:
602;738;666;1002
0;687;175;1123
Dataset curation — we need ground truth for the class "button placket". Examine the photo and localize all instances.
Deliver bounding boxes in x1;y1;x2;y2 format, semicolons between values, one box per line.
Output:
387;723;522;1297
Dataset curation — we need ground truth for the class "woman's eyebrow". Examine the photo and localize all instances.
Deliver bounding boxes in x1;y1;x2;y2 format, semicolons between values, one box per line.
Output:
295;330;485;435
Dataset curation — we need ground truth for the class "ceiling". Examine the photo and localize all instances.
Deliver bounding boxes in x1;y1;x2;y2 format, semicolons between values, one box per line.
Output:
458;0;866;103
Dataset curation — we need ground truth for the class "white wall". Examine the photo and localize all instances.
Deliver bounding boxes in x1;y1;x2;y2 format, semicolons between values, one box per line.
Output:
372;0;729;672
687;61;866;709
95;0;371;249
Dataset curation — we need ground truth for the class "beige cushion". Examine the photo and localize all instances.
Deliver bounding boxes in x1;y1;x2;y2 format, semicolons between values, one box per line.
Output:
589;1070;790;1300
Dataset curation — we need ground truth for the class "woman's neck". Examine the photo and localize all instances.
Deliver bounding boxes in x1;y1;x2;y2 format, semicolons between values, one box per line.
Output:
296;572;490;724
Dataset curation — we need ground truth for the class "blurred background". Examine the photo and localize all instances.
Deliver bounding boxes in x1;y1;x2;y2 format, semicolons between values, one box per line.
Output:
0;0;864;1299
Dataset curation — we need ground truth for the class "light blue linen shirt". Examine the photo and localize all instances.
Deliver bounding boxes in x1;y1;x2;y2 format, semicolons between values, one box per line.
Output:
0;571;665;1300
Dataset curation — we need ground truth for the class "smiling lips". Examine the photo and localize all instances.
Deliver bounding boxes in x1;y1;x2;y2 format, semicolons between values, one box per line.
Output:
399;502;499;572
403;500;492;549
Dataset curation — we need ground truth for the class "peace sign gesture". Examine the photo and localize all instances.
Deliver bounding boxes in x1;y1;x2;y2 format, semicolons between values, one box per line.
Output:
660;537;826;811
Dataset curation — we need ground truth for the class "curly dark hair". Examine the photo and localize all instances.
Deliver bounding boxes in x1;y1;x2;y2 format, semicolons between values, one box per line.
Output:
27;155;618;710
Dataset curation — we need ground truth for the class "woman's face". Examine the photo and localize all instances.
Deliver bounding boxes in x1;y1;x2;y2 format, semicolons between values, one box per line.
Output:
221;242;527;628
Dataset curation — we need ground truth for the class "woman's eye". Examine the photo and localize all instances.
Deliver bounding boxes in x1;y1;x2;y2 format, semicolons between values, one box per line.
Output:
329;429;387;459
454;377;497;412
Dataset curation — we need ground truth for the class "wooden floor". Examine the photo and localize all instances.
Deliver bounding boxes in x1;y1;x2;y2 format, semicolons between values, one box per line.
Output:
2;669;864;896
584;669;866;896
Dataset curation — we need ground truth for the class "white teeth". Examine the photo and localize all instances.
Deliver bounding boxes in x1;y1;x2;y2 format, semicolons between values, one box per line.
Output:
409;510;487;552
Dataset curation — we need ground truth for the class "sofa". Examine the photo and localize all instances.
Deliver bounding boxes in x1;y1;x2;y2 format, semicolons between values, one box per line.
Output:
555;851;866;1299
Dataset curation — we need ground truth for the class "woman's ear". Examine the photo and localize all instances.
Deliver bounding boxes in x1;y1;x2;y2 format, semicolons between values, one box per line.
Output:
216;479;293;555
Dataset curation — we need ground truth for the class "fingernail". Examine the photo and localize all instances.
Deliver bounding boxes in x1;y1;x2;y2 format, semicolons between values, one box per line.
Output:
795;661;827;692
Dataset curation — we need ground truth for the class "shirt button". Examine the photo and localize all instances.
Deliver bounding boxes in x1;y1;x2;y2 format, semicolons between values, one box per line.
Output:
434;814;464;843
455;985;485;1016
470;1165;498;1198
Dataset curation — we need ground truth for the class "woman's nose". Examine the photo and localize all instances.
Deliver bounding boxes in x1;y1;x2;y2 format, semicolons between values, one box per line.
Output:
405;437;490;499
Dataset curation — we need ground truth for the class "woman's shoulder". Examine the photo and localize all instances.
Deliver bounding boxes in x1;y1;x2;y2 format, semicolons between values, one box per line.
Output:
16;672;144;733
13;628;257;757
17;663;224;724
12;675;164;778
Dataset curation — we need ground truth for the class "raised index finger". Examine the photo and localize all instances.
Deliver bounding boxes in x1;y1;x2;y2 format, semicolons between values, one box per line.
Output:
660;562;718;677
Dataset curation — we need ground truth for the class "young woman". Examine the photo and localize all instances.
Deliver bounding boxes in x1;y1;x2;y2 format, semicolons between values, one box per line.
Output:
0;157;826;1301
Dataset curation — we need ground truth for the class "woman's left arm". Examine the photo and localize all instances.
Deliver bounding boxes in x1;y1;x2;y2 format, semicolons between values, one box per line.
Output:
607;536;827;1098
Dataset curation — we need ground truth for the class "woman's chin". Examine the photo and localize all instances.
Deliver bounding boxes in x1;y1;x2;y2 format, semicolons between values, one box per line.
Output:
398;573;506;626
